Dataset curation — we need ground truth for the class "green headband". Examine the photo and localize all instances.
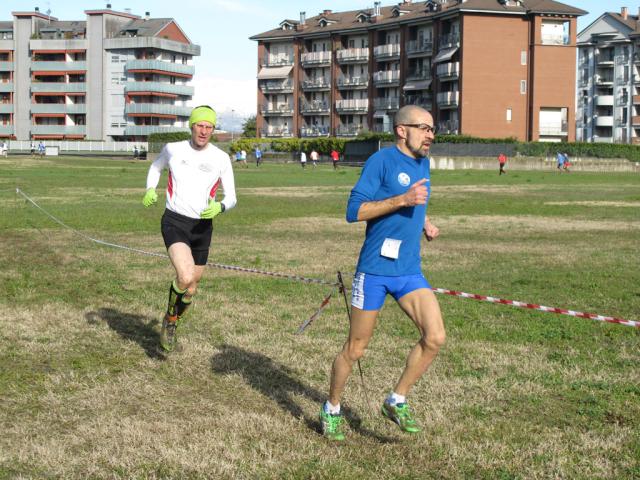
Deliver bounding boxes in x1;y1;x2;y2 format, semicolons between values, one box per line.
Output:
189;106;217;128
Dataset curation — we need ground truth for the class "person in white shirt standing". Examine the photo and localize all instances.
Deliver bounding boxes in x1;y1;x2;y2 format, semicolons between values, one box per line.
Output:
142;105;237;352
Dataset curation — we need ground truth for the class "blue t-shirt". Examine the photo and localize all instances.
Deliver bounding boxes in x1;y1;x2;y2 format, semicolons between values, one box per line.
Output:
346;146;430;276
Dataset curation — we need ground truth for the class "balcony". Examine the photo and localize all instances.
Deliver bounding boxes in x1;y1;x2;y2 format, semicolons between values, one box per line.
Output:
405;95;432;109
373;70;400;86
31;125;86;136
336;124;365;137
373;124;393;133
0;62;14;71
406;68;431;81
595;116;614;127
539;122;568;136
437;91;459;107
31;61;87;72
593;136;613;143
373;43;400;61
300;51;332;67
596;54;615;65
261;80;294;93
406;39;433;57
124;82;194;97
336;75;368;89
31;82;86;93
436;62;459;79
125;104;192;117
594;75;613;85
595;95;614;106
438;119;459;134
124;125;188;136
373;97;400;110
0;104;13;113
261;126;292;138
300;100;330;114
300;125;330;137
31;104;86;114
301;77;331;91
438;32;460;50
262;54;294;67
125;60;195;77
336;48;369;63
261;103;293;115
0;125;13;135
335;99;369;113
0;82;12;92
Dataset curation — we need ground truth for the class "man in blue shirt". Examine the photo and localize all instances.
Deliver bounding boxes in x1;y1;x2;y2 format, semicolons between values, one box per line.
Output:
320;106;445;441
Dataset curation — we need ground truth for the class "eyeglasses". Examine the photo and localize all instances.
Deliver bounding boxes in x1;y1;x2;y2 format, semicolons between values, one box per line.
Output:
397;123;436;134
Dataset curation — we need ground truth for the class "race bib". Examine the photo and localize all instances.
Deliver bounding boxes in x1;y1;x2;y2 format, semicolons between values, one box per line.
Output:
381;238;402;259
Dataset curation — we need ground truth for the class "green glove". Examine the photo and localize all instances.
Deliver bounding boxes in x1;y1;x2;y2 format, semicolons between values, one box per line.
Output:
201;200;223;219
142;188;158;207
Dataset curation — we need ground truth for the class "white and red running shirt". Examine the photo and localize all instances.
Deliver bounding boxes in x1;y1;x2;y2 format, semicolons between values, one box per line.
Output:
146;140;237;219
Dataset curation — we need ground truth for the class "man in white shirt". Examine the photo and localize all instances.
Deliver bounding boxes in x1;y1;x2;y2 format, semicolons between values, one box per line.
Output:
142;105;237;352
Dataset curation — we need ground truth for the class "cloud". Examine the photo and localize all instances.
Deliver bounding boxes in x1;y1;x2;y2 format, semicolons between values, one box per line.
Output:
190;75;256;118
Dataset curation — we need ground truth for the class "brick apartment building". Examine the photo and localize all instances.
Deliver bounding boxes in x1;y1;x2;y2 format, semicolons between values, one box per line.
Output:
250;0;585;142
0;6;199;141
577;7;640;144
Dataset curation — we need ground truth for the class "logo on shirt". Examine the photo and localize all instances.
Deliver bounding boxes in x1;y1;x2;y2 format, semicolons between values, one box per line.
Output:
397;172;410;187
199;163;213;172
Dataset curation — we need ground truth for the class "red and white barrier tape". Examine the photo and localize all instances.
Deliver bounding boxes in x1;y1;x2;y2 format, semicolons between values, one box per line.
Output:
17;188;638;329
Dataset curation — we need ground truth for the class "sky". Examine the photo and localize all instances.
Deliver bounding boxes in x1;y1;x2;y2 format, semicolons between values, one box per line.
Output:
0;0;634;128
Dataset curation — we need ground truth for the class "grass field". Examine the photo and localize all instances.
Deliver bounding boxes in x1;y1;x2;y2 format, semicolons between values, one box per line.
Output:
1;155;639;479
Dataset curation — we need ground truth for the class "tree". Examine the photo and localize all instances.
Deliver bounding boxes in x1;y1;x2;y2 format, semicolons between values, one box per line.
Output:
242;115;257;138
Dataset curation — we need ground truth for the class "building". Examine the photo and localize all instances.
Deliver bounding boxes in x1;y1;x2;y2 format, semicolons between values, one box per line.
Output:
250;0;585;142
577;7;640;144
0;6;199;142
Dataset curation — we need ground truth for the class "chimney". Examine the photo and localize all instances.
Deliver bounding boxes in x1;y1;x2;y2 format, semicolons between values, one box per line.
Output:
145;11;150;20
323;9;332;15
106;3;111;8
621;7;628;20
373;1;381;16
300;11;306;25
35;6;39;12
124;8;132;15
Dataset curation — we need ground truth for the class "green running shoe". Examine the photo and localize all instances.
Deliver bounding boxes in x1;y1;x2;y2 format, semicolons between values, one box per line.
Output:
160;314;178;352
319;408;345;441
381;401;421;433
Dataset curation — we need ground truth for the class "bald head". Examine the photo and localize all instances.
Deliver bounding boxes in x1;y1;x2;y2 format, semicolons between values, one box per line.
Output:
394;105;435;159
394;105;431;130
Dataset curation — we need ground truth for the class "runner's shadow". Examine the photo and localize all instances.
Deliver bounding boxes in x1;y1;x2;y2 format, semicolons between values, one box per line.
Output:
85;308;165;360
210;344;397;443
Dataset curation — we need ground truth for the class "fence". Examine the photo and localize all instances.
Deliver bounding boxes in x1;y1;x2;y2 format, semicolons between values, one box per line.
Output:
6;140;148;153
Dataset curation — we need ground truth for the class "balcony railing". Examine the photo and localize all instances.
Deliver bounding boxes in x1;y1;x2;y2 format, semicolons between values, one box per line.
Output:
0;62;14;71
406;68;431;81
436;91;459;107
300;125;330;137
125;59;195;76
300;51;332;66
336;76;368;88
335;99;369;113
437;119;459;134
595;95;614;106
438;32;460;49
31;61;87;72
406;39;433;56
436;62;459;79
124;82;194;96
373;43;401;60
124;125;188;136
373;97;400;110
336;124;365;136
0;125;14;135
373;124;393;133
125;104;192;117
0;103;13;113
31;125;86;135
539;122;568;136
594;75;613;85
336;48;369;63
405;95;432;109
261;126;292;138
261;54;294;67
373;70;400;86
31;103;86;114
596;54;614;64
31;82;86;93
300;100;330;114
0;82;12;92
301;77;331;91
261;79;294;92
261;103;294;115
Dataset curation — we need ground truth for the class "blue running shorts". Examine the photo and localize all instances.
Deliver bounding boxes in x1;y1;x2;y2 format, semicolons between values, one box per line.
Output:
351;272;431;311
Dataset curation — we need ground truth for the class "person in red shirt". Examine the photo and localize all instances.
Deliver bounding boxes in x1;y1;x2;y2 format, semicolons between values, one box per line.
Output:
498;152;507;175
330;149;340;170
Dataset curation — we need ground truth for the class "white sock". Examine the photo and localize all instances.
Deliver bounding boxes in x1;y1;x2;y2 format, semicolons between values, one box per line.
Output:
387;392;406;405
324;400;341;415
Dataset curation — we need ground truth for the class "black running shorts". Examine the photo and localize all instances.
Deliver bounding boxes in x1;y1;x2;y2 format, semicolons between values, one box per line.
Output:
161;209;213;265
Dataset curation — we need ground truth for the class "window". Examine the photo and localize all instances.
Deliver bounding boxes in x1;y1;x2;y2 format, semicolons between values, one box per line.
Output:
506;108;512;122
541;21;569;45
520;80;526;94
521;51;527;66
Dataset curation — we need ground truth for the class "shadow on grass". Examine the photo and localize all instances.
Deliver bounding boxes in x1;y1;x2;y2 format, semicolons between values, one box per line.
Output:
85;308;166;361
211;344;397;443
